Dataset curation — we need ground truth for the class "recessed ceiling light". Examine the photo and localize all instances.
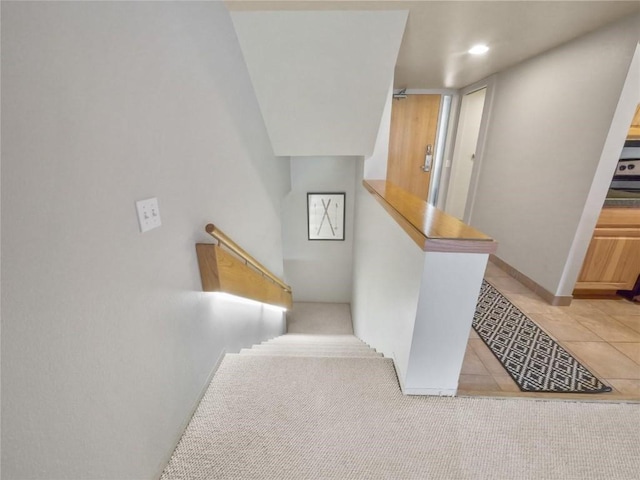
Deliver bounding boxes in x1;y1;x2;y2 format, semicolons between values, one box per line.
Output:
469;44;489;55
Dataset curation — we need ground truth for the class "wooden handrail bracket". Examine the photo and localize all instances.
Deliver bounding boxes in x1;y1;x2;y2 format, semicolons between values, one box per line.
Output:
196;224;292;310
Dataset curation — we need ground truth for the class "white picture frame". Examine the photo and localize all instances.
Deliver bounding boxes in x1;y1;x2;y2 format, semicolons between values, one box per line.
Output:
307;192;345;241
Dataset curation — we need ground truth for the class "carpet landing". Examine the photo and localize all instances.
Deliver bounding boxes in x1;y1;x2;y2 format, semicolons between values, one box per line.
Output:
161;334;640;480
286;303;354;334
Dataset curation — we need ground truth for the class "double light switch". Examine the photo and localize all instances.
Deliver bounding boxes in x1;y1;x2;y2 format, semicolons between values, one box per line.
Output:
135;197;162;233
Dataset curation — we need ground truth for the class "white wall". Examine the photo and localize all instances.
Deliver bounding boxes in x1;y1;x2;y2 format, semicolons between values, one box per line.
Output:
230;11;407;157
469;14;640;296
1;3;289;479
282;157;357;302
404;251;488;395
559;42;640;294
363;83;393;180
351;160;425;382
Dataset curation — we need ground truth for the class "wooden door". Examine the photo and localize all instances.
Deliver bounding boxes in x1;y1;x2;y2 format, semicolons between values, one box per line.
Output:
387;94;441;199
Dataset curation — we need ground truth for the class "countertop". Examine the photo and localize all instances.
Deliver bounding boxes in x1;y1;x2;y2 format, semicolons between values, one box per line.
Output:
604;189;640;208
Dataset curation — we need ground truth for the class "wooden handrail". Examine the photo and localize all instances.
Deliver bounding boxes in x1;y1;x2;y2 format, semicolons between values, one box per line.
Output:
205;224;291;293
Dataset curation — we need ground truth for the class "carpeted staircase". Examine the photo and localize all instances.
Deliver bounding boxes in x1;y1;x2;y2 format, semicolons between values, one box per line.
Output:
238;334;383;358
160;303;640;480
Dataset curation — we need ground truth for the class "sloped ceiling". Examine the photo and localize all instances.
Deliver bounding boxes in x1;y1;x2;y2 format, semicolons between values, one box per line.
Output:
230;10;408;157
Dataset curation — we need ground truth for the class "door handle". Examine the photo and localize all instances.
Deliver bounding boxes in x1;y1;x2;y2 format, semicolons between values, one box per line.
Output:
421;144;433;172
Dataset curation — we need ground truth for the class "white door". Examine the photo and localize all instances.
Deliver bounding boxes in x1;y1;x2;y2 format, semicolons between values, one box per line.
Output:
445;88;486;220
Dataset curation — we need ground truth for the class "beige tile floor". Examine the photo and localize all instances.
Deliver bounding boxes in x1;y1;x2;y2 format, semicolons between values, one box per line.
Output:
458;261;640;402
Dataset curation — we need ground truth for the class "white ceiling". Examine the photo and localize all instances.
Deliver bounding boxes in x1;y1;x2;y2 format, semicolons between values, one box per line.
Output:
226;1;640;89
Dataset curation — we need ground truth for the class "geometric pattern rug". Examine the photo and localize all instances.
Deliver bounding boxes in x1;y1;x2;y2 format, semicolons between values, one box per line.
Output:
473;281;612;393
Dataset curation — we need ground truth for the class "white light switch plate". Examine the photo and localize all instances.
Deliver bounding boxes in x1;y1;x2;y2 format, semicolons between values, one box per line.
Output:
136;197;161;233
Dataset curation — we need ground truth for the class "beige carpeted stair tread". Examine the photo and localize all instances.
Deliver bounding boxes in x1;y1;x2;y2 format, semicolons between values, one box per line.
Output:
254;344;374;352
161;354;640;480
263;342;372;349
264;338;366;345
241;350;384;359
265;343;371;348
268;334;364;343
239;349;383;358
251;349;379;356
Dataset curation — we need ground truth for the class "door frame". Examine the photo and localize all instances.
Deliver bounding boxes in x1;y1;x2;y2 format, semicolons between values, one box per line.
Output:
447;76;496;223
444;87;486;219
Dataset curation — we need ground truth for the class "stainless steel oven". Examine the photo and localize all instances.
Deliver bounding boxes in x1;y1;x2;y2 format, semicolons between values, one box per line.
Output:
610;140;640;193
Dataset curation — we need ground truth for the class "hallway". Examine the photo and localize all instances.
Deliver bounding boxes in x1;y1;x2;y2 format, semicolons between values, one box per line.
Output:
160;303;640;479
459;262;640;401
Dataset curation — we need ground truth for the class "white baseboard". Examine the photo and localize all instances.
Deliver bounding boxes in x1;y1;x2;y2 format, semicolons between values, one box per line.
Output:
389;355;457;396
402;386;457;396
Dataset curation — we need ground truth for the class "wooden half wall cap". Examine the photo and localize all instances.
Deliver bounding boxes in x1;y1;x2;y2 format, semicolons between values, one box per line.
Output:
363;180;497;254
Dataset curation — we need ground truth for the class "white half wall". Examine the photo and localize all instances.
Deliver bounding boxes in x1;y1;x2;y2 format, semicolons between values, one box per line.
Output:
404;251;488;395
351;163;489;394
230;10;408;156
282;156;357;302
351;160;425;383
468;14;640;296
1;3;289;479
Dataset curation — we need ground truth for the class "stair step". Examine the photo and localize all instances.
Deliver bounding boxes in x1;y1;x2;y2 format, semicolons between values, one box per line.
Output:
239;349;383;358
263;339;369;347
255;344;373;352
268;334;364;344
227;353;395;367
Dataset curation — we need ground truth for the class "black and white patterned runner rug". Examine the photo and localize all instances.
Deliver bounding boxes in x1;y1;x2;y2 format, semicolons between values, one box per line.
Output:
473;281;612;393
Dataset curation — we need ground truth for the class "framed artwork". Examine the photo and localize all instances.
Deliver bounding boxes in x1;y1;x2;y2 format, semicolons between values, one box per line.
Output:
307;192;345;241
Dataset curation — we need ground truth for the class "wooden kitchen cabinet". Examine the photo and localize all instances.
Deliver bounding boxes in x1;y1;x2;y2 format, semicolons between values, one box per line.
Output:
628;104;640;140
574;208;640;292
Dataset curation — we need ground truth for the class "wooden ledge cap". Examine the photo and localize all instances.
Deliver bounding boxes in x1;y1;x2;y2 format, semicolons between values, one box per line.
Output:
364;180;497;254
